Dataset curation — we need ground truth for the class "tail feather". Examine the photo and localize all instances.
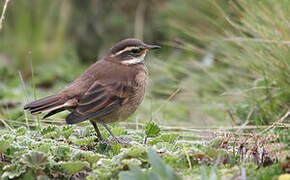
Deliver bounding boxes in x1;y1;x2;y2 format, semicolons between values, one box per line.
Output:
24;95;66;115
29;102;64;114
24;95;59;109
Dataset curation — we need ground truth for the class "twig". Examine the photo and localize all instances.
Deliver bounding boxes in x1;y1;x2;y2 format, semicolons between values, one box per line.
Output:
120;122;290;130
226;109;236;126
0;0;10;31
152;88;180;119
0;116;13;131
259;110;290;135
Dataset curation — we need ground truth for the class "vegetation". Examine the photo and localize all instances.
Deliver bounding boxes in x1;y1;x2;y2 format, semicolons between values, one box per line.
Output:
0;0;289;179
0;122;288;179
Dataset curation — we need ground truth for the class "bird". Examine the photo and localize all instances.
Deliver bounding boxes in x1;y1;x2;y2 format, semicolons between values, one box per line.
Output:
24;38;160;143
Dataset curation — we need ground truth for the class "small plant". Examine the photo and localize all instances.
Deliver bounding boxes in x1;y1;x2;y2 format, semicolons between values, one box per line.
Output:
144;121;161;144
119;149;181;180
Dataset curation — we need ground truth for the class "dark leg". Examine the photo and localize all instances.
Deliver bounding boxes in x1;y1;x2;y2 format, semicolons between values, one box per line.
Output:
101;122;120;144
90;121;103;141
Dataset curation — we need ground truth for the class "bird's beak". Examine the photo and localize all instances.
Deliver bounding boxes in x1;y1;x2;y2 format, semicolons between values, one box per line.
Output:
146;45;161;50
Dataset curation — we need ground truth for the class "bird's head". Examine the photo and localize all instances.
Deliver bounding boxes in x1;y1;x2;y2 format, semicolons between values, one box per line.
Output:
107;38;160;65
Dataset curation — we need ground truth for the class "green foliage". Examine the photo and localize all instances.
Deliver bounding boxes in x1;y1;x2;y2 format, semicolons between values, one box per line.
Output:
119;166;149;180
1;0;288;129
119;149;181;180
60;161;89;174
21;151;48;169
0;138;10;153
248;163;284;180
148;149;181;180
2;164;26;179
81;151;105;166
161;0;290;125
15;127;27;136
145;121;161;138
73;136;96;146
0;124;287;179
149;134;179;145
112;126;126;137
61;126;75;139
122;145;147;158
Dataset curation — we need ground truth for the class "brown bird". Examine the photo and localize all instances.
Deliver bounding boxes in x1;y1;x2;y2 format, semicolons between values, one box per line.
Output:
24;38;160;143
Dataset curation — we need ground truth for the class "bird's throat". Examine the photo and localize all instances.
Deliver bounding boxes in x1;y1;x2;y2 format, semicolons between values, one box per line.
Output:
121;53;147;65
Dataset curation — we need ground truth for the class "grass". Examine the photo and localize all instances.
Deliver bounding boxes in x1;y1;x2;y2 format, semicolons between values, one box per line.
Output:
159;0;290;125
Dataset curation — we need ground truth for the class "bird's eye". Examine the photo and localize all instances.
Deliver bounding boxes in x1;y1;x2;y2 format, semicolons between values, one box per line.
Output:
131;49;141;53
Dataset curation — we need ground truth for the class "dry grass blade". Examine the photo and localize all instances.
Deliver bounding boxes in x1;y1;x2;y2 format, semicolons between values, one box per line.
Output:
0;0;10;31
224;37;290;46
152;88;180;119
0;116;13;131
182;143;192;169
259;110;290;135
18;71;30;129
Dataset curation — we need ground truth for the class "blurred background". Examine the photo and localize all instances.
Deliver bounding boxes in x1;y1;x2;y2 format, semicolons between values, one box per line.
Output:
0;0;289;128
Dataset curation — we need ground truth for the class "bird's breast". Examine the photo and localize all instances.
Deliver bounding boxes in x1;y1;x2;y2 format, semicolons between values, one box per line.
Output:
132;68;148;102
116;68;148;121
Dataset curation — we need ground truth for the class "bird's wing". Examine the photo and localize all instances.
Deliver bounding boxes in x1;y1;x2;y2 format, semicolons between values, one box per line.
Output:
65;80;133;124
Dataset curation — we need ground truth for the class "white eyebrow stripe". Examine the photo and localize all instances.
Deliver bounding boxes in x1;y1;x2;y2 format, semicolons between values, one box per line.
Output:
111;46;140;57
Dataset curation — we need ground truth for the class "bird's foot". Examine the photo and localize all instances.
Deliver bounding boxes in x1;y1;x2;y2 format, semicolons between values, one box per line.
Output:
97;136;130;146
113;136;130;146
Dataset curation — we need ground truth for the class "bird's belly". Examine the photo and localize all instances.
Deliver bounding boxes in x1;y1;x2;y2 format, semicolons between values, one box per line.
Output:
95;72;148;123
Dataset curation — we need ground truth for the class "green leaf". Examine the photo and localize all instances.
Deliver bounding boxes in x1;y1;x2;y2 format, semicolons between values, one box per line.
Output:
145;121;160;138
154;142;177;152
96;158;115;167
82;151;105;165
15;127;27;136
35;143;52;153
86;175;96;180
119;166;149;180
121;159;142;167
52;145;73;161
42;131;60;139
74;137;96;146
148;149;181;180
60;161;89;174
111;126;125;136
41;126;60;139
2;164;26;179
93;167;113;180
21;151;48;169
161;134;179;143
111;143;124;155
123;146;147;158
41;126;59;135
61;126;75;139
0;138;10;153
149;134;179;145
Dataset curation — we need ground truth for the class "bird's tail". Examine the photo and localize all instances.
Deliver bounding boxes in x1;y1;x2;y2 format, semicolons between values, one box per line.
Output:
24;95;66;118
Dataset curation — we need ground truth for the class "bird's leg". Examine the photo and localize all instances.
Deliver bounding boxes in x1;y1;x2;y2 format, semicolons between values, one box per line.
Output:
90;121;103;141
101;122;121;144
